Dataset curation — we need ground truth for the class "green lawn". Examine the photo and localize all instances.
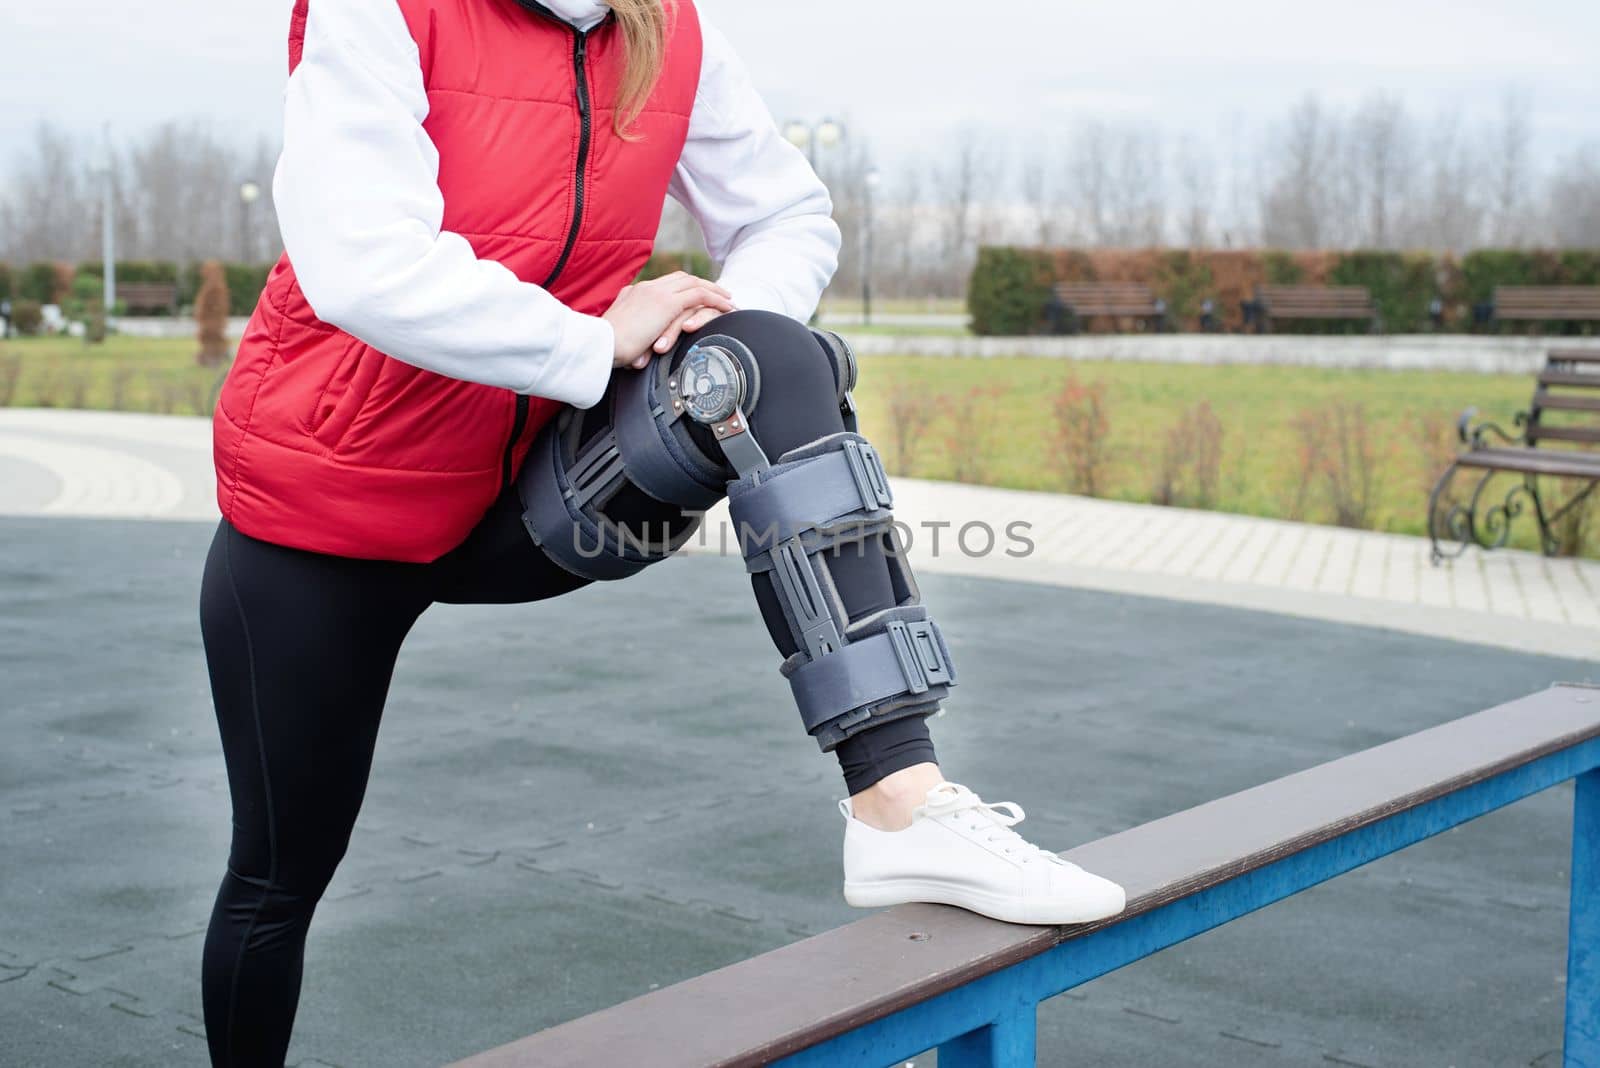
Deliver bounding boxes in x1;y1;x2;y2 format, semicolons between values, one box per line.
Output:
1;333;1587;555
0;334;224;415
848;355;1582;554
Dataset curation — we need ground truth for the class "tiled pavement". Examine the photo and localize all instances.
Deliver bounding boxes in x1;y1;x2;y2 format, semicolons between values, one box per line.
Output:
3;514;1592;1067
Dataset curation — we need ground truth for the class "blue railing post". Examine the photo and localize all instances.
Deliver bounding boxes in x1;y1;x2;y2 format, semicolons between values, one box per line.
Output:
1568;768;1600;1067
936;1000;1037;1068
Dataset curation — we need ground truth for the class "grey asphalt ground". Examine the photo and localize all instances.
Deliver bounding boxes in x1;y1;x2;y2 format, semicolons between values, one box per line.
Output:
1;516;1595;1068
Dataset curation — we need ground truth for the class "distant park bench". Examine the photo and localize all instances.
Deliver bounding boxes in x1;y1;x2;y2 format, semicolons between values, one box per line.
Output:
449;684;1600;1068
1246;284;1380;333
1488;286;1600;331
1046;282;1167;334
1429;347;1600;561
116;282;179;316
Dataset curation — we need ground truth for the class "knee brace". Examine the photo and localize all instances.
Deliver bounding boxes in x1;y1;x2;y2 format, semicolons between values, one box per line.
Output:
728;430;956;752
517;332;760;580
518;323;955;751
518;325;859;581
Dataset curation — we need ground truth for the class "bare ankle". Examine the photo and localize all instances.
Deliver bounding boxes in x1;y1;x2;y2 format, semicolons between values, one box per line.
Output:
848;763;944;831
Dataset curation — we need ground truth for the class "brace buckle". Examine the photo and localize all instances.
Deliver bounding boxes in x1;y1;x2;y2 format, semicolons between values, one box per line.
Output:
843;440;892;511
886;619;950;695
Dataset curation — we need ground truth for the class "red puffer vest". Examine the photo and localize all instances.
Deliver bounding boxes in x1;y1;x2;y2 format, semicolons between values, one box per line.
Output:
214;0;702;562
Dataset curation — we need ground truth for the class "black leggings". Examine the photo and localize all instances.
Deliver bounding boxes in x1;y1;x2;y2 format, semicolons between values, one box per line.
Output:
198;311;938;1065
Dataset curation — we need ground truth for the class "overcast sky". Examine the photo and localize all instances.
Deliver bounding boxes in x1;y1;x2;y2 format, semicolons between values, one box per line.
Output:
3;0;1597;178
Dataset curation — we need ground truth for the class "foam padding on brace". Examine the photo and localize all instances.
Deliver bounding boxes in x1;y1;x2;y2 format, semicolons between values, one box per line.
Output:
727;432;892;566
784;607;956;736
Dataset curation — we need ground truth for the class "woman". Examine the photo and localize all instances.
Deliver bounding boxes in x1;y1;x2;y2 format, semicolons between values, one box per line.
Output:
200;0;1125;1062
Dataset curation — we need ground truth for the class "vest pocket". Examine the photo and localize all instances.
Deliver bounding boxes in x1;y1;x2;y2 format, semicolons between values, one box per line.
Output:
306;337;384;446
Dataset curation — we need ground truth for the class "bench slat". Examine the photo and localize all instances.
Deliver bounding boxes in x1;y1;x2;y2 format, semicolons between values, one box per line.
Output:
1494;286;1600;321
1538;393;1600;414
448;685;1600;1068
1528;425;1600;446
1052;283;1161;318
1539;371;1600;390
1456;446;1600;478
1255;285;1375;322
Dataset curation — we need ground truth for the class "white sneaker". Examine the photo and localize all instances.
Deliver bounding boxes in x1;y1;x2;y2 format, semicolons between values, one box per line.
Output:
838;781;1127;926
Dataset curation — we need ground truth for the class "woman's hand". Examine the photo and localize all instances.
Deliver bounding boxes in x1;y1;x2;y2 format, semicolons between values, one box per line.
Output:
604;272;736;370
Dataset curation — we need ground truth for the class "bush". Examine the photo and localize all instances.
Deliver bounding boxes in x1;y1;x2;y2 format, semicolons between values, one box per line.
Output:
1329;251;1438;333
1150;401;1224;508
967;247;1054;335
1263;251;1305;285
1049;373;1111;496
195;260;232;366
1153;251;1214;329
939;385;1003;482
1290;402;1387;528
883;377;937;477
78;261;181;285
0;263;12;302
636;250;714;283
224;263;271;316
20;262;60;303
10;299;44;335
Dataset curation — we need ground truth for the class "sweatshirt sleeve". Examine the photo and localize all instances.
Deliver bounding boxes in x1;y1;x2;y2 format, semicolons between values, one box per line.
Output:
667;16;842;320
273;0;616;409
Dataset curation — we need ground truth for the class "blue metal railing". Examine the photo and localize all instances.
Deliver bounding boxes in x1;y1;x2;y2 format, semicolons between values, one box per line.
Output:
777;747;1600;1068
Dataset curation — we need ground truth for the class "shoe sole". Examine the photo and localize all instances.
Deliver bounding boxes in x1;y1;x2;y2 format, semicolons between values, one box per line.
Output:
842;877;1126;926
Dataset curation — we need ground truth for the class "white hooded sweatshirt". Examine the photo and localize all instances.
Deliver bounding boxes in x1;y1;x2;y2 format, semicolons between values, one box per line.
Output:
274;0;842;410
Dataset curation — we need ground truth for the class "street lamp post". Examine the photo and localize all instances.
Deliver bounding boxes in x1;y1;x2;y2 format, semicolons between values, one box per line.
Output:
102;127;116;315
781;118;845;172
862;166;880;328
239;181;263;264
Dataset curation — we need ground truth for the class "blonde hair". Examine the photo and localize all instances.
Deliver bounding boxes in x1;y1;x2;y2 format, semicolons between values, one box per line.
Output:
609;0;668;139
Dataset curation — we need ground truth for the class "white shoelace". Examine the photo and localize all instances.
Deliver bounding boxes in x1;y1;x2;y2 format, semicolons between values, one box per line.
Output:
918;782;1071;867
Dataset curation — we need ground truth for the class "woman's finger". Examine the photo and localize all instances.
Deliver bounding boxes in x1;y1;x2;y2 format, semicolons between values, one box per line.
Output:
679;286;734;314
659;272;733;301
654;298;731;353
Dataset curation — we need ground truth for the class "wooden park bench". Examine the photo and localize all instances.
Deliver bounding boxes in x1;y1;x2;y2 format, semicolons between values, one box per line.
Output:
1490;286;1600;331
1247;284;1380;333
448;684;1600;1068
1046;282;1167;334
1428;347;1600;561
116;282;179;316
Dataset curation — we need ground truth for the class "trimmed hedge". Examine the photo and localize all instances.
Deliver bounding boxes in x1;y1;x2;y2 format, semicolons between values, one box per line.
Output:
19;262;62;304
1328;251;1438;334
967;247;1056;335
636;249;714;283
14;261;277;318
970;247;1600;335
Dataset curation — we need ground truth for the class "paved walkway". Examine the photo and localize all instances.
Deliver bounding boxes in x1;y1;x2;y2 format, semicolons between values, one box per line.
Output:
848;333;1600;375
2;408;1596;660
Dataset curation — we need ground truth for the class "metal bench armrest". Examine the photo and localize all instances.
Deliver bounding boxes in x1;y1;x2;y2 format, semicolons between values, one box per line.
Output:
1457;406;1521;449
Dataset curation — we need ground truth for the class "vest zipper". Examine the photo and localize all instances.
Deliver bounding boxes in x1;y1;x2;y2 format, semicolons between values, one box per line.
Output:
501;25;595;490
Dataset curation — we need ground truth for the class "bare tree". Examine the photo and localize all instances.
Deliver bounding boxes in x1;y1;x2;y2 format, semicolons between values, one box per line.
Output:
1259;96;1338;248
1488;91;1534;246
1018;145;1060;246
1407;109;1486;252
1173;135;1217;247
1345;92;1412;248
1547;146;1600;246
0;123;95;262
930;130;994;295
